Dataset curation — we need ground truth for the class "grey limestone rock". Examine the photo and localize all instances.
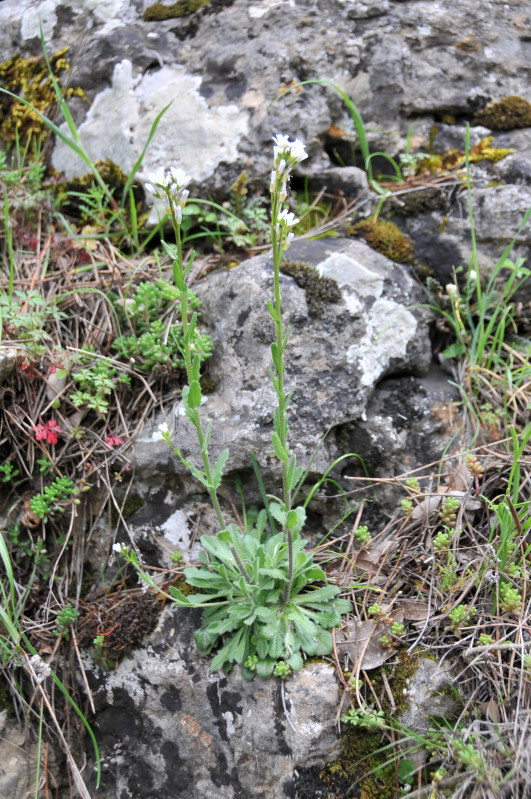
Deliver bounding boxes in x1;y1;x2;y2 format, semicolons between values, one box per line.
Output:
84;606;342;799
0;0;529;196
132;237;432;494
399;658;460;736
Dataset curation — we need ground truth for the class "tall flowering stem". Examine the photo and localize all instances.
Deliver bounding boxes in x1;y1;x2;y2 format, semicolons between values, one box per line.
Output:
145;167;226;531
269;134;308;600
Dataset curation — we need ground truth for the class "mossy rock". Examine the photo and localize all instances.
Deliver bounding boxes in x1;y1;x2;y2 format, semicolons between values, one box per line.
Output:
298;651;422;799
110;493;145;526
419;136;514;175
280;260;341;317
349;216;415;264
474;95;531;130
0;49;86;145
397;187;446;217
144;0;212;20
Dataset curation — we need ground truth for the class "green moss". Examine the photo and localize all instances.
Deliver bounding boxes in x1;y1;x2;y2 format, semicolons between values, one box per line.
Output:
312;651;422;799
111;494;145;526
121;494;145;520
0;675;13;716
280;260;341;317
173;577;199;596
474;95;531;130
143;0;211;20
0;49;86;145
419;136;514;175
71;158;129;191
200;374;217;394
350;216;415;264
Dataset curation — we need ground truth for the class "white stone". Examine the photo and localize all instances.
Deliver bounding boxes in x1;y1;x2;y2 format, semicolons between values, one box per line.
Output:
349;298;417;386
52;60;249;183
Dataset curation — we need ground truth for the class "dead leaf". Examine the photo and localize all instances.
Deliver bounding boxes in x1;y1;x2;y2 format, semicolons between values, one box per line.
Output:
79;225;99;252
448;462;474;492
411;494;442;520
398;600;431;621
336;620;396;670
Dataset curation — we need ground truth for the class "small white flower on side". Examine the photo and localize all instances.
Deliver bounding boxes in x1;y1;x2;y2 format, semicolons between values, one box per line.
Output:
152;422;170;442
113;542;127;554
468;270;477;282
277;208;299;228
29;654;51;684
446;283;458;297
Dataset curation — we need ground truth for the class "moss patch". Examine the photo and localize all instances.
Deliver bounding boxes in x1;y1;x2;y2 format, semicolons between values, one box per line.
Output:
422;136;514;175
143;0;212;20
0;49;86;145
0;675;13;716
111;493;145;527
280;260;341;317
297;651;422;799
473;95;531;130
349;217;415;264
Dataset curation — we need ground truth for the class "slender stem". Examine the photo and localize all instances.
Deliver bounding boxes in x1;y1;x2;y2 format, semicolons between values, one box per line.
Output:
272;230;291;513
270;187;295;605
230;545;252;583
170;204;226;531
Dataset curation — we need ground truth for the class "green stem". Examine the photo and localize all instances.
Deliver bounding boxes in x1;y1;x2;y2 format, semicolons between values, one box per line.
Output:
270;190;294;604
171;206;226;531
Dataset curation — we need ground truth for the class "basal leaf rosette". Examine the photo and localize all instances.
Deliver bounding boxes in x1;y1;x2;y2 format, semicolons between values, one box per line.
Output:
169;518;352;679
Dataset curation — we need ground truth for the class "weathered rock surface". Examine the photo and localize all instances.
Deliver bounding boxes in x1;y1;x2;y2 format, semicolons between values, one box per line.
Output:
133;237;432;497
398;658;459;736
1;0;529;193
343;367;463;516
0;711;58;799
1;0;529;297
83;606;342;799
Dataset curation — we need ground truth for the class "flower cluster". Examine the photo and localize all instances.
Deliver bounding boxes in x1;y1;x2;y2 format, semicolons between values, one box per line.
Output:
145;166;192;223
34;418;62;446
270;134;308;249
269;133;308;199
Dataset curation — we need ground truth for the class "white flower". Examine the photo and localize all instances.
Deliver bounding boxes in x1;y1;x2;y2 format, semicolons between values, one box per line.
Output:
144;167;192;212
29;654;51;683
272;134;308;171
277;208;299;228
446;283;458;297
273;133;291;149
468;270;477;282
152;422;169;442
168;167;191;189
112;542;126;553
